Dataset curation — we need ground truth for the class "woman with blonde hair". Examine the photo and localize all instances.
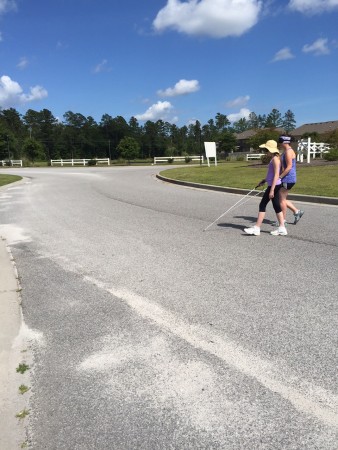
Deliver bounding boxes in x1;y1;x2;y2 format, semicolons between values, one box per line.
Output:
244;140;287;236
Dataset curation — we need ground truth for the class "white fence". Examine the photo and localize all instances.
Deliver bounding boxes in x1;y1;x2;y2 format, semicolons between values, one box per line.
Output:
246;153;265;161
153;155;204;164
297;138;330;163
0;160;23;167
50;158;110;166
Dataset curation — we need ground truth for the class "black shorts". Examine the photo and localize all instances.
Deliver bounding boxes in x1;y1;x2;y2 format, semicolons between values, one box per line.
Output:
282;182;295;190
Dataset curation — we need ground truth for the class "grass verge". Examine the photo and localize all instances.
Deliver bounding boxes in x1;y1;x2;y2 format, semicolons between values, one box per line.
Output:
0;174;22;187
160;162;338;197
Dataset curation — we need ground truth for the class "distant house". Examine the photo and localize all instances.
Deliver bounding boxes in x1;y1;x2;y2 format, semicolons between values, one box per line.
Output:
235;128;284;152
292;120;338;140
235;120;338;152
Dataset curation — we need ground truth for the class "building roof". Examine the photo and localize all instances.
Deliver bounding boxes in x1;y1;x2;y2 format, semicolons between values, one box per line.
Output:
292;120;338;137
235;127;284;140
235;121;338;141
235;129;257;140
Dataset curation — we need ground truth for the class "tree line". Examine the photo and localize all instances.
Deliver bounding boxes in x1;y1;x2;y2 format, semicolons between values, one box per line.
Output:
0;107;297;162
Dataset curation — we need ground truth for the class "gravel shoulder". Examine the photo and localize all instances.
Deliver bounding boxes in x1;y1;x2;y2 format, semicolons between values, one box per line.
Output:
0;180;31;450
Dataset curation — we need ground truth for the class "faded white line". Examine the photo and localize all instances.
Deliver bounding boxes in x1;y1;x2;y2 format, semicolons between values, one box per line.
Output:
104;286;338;428
0;225;32;244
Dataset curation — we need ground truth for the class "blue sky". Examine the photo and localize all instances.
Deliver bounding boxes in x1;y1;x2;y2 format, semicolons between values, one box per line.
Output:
1;0;338;127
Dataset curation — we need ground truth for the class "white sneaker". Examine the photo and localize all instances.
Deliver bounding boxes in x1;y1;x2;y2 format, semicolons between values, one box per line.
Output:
270;227;288;236
244;226;260;236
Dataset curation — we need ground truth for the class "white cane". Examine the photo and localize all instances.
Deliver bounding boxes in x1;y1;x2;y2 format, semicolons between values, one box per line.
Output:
203;184;264;232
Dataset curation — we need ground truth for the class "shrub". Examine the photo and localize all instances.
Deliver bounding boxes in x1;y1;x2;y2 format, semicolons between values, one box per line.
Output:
87;159;97;166
323;148;338;161
185;156;192;163
167;158;174;164
236;155;245;161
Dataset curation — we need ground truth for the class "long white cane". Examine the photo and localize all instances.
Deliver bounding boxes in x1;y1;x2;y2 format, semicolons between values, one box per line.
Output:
203;183;264;232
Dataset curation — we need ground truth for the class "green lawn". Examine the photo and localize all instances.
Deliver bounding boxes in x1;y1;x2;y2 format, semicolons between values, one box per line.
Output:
160;162;338;197
0;174;22;187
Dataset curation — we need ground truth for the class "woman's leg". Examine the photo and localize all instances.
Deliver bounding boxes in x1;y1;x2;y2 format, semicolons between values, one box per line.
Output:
244;188;269;235
271;186;287;235
276;211;285;226
271;186;285;227
255;211;265;227
286;199;298;214
279;187;288;219
255;188;270;226
281;184;298;215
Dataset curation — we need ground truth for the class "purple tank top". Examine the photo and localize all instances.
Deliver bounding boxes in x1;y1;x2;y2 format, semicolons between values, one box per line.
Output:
281;152;297;183
266;158;281;186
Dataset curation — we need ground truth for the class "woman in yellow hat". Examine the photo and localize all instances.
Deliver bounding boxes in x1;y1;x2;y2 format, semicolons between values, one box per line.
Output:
244;140;287;236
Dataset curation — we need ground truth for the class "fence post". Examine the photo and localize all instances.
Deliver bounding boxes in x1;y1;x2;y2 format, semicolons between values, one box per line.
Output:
307;137;311;164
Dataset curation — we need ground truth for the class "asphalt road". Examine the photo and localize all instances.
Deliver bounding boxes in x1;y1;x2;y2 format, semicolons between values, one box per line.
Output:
0;166;337;449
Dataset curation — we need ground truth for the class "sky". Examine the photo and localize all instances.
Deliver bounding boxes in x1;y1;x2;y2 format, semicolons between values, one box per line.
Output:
0;0;338;128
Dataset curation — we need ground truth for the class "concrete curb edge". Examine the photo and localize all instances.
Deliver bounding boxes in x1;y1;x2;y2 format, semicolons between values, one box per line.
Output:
0;176;28;192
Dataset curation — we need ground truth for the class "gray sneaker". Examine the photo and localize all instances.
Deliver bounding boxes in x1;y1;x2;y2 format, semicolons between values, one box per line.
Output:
294;210;304;224
272;221;288;227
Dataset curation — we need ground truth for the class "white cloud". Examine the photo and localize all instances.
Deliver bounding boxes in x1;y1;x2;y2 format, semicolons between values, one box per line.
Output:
226;95;250;108
17;56;29;69
227;108;251;122
187;118;199;125
289;0;338;14
135;101;174;122
56;40;69;50
157;79;200;97
1;1;17;44
302;38;330;55
153;0;262;38
0;0;16;14
0;75;48;108
21;85;48;102
272;47;295;62
93;59;111;74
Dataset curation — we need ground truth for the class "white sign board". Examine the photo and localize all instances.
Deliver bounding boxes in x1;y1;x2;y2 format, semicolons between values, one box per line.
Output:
204;142;217;167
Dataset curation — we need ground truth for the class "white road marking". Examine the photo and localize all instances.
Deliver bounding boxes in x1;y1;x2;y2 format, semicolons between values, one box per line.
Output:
87;285;338;428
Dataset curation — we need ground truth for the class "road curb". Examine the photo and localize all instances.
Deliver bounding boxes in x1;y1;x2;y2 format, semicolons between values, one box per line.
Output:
0;239;27;449
0;176;27;192
156;174;338;206
0;177;30;449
